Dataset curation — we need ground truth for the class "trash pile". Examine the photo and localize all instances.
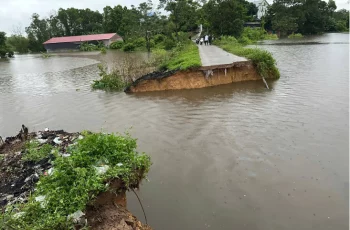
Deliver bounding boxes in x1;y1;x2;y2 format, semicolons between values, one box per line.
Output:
0;127;81;207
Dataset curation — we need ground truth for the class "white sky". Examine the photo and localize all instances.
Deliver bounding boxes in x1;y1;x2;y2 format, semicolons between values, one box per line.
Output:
0;0;349;35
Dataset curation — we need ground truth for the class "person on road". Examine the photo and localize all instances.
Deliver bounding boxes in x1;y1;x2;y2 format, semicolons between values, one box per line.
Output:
208;35;212;45
204;35;209;45
200;37;204;45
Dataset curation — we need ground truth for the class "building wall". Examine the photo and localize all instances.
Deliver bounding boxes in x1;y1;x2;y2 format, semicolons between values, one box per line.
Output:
44;42;81;52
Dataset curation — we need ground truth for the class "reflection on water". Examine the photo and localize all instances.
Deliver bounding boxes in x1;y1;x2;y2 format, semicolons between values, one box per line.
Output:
0;33;348;230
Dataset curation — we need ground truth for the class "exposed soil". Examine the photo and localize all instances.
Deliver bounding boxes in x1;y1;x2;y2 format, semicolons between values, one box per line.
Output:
125;62;262;93
86;180;151;230
0;127;152;230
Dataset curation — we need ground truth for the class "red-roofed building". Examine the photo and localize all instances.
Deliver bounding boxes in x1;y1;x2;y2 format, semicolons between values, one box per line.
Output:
43;33;122;52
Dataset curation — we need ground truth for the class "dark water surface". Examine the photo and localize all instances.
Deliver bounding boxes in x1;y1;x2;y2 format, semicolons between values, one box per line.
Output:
0;33;348;230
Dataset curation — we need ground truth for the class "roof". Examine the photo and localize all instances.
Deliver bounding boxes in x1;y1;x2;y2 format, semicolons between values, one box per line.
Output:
43;33;118;44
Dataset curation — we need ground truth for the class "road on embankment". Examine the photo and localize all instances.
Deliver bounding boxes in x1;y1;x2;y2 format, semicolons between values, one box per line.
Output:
197;44;247;68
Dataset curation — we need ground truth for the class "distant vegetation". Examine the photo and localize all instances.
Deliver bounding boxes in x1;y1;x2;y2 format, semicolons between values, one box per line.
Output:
265;0;349;37
1;0;348;54
0;32;14;58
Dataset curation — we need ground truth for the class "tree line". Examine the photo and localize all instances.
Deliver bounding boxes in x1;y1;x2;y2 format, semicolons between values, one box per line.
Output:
2;0;349;54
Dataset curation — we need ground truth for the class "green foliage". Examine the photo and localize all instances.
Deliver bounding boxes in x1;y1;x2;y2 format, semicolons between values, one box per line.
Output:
288;33;304;38
265;0;348;35
133;37;146;47
92;64;128;91
22;141;55;162
100;47;107;54
122;43;136;52
110;41;124;49
0;32;14;58
6;35;29;53
161;42;201;70
79;42;100;51
215;36;280;79
41;52;52;58
1;132;151;230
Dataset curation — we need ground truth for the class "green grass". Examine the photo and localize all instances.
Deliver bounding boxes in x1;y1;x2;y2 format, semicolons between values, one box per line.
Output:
1;131;151;230
160;42;201;71
214;37;280;79
288;33;304;38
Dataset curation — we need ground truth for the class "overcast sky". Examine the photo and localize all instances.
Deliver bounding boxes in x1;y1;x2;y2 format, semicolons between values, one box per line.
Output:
0;0;349;35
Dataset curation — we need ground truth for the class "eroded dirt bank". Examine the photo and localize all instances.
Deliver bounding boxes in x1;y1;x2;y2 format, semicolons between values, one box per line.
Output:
125;61;261;93
0;127;151;230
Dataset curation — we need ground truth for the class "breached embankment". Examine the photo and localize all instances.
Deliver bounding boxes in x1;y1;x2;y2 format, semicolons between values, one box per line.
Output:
0;127;151;230
125;61;262;93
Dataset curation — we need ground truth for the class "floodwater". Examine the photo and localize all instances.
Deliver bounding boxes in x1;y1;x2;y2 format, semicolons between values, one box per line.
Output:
0;33;348;230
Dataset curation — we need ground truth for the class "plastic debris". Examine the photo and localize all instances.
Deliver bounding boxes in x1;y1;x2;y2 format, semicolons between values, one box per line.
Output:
94;165;109;175
44;128;49;132
78;135;84;140
68;210;85;223
117;163;123;167
35;195;46;208
37;139;47;144
53;137;62;145
62;153;71;157
47;168;54;175
13;212;25;219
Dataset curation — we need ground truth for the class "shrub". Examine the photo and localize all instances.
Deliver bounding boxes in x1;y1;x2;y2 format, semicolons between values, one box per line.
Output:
110;41;124;49
122;43;136;52
164;38;176;50
134;37;146;47
92;64;129;91
100;47;107;54
288;33;303;38
153;34;166;44
238;36;252;45
80;42;99;51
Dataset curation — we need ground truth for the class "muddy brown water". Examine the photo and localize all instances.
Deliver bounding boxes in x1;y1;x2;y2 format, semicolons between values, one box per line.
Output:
0;33;348;230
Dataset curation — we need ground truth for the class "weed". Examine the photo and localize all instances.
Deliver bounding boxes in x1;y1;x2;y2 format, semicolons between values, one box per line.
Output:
1;132;151;229
161;42;201;70
22;141;54;162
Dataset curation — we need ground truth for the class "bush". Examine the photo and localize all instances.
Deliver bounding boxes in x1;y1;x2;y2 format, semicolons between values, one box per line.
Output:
1;132;151;229
214;36;280;79
92;64;129;91
80;42;100;51
100;47;107;54
288;33;303;39
110;41;124;49
238;36;252;45
153;34;166;44
122;43;136;52
164;38;176;50
133;37;146;47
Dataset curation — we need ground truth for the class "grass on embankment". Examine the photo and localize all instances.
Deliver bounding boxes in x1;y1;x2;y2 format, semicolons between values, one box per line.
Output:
158;42;201;71
214;36;280;79
1;132;151;229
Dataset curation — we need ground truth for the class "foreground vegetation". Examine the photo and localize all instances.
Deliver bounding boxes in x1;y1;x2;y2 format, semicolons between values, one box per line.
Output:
1;132;151;229
214;36;280;79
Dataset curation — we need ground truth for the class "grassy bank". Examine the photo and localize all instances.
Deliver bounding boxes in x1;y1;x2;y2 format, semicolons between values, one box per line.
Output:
214;36;280;79
158;42;201;71
1;131;151;229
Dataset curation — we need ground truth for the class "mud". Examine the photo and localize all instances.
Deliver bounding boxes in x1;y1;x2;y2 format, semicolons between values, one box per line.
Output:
125;61;262;93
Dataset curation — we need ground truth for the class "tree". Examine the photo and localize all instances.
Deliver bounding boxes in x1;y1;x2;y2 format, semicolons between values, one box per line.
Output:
25;13;50;51
0;32;14;58
6;35;29;53
159;0;199;40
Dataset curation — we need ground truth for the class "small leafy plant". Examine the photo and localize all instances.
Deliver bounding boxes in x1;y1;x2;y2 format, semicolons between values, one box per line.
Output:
22;141;54;162
1;132;151;229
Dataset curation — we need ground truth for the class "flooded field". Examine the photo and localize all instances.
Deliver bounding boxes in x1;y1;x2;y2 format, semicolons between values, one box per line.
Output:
0;33;348;229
